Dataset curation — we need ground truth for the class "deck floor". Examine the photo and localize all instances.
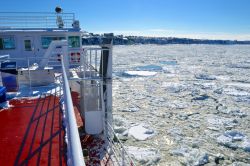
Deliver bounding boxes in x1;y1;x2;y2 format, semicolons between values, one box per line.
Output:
0;94;66;166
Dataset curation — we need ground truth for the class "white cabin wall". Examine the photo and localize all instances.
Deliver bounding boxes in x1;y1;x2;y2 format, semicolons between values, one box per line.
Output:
0;31;82;67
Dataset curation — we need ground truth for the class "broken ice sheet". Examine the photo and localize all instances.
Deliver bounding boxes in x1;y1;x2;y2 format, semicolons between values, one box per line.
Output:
195;73;216;80
128;124;155;141
126;146;161;165
122;70;157;77
112;45;250;165
224;88;250;97
170;146;209;166
217;107;247;118
217;131;250;152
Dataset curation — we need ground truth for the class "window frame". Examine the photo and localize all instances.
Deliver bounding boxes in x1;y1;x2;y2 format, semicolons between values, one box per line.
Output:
41;36;66;49
0;36;16;50
24;39;32;51
0;38;3;50
68;36;80;48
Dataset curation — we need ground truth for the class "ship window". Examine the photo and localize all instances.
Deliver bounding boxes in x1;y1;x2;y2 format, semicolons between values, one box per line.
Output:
0;37;15;50
41;36;66;49
24;40;32;51
68;36;80;48
0;38;3;50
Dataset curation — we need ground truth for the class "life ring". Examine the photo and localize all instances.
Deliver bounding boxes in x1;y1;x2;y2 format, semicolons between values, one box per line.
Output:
70;52;81;63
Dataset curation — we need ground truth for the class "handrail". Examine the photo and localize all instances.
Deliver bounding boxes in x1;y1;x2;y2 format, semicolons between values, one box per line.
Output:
61;52;85;165
0;12;75;29
106;121;136;166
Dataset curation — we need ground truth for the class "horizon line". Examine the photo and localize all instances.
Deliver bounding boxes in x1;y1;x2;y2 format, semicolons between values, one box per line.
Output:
91;29;250;41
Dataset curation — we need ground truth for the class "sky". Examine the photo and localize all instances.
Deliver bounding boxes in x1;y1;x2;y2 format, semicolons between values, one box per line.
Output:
1;0;250;40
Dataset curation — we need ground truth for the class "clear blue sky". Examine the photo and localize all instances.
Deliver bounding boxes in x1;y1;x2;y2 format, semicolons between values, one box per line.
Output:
1;0;250;40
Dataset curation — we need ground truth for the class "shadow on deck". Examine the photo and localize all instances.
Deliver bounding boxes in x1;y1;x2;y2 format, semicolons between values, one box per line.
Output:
0;93;66;166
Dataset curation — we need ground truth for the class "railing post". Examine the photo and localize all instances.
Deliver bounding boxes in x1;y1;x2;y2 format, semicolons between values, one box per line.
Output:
27;58;32;94
82;49;87;78
122;147;125;166
61;40;70;77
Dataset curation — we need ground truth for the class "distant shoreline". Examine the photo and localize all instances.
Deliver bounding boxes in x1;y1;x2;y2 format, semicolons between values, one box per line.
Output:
82;34;250;45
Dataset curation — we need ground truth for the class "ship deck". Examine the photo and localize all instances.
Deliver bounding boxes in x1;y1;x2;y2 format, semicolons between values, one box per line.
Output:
0;91;113;166
0;94;67;166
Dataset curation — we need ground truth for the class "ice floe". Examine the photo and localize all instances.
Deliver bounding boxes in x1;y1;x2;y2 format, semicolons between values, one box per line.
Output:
226;82;250;89
207;115;238;130
114;116;129;128
195;82;216;90
195;73;216;80
123;71;157;77
235;96;250;103
192;94;210;101
166;100;189;109
135;65;163;71
228;63;250;69
119;106;140;112
167;128;184;141
224;88;250;97
217;131;250;152
159;60;177;65
170;146;209;166
127;146;161;165
162;82;187;93
128;124;155;141
218;107;247;118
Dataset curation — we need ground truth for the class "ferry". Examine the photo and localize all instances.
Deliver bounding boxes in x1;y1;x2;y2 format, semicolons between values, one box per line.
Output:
0;7;135;166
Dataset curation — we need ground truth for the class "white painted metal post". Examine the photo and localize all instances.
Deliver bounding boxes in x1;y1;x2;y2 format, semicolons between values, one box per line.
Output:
122;147;125;166
61;40;70;77
106;45;113;125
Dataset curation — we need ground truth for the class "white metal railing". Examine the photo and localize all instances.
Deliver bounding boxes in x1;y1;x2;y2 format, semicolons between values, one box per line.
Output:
0;56;64;71
68;47;111;81
60;54;85;166
0;12;75;29
105;121;136;166
85;47;111;78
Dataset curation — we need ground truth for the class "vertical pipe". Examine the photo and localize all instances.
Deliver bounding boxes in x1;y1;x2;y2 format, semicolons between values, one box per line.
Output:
28;58;32;93
90;49;92;78
95;50;97;72
61;40;70;77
